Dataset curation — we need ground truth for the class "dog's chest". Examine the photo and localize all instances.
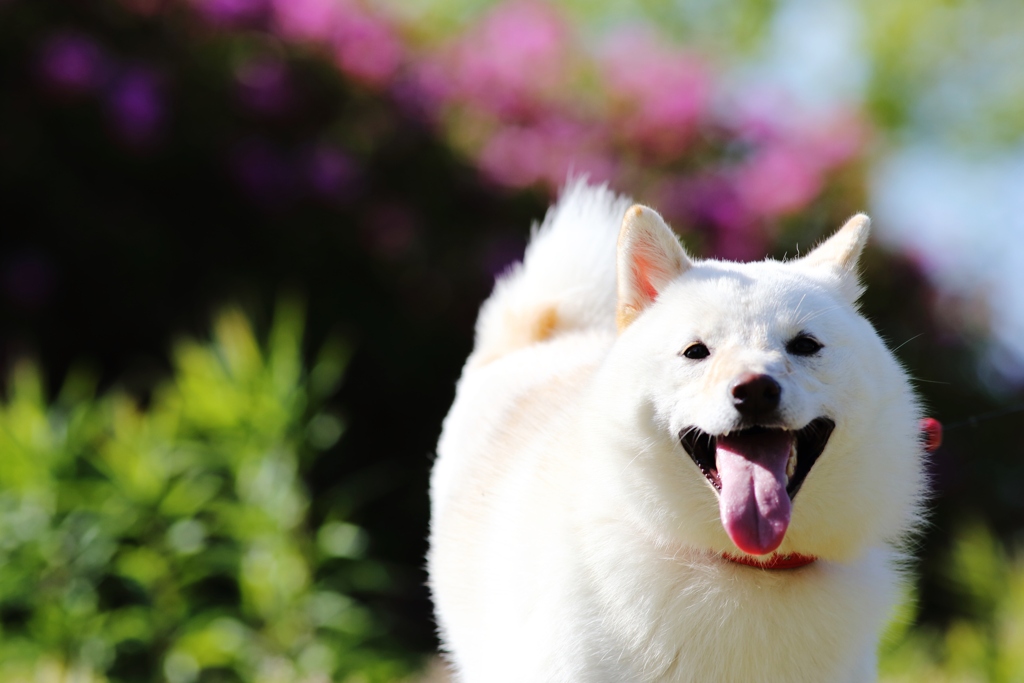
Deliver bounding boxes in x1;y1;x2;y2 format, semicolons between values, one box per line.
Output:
558;541;886;683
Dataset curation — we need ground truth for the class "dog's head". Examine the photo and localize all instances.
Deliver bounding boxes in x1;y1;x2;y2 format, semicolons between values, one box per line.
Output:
602;206;924;563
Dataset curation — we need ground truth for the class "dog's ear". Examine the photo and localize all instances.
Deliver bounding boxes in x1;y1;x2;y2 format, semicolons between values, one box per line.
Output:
799;213;870;304
617;205;692;331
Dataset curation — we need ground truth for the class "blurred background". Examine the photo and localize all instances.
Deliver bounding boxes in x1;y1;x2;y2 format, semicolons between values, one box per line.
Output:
0;0;1023;681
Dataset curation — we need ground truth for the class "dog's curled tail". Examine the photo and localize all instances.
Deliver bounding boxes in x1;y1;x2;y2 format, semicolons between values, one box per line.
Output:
469;179;633;367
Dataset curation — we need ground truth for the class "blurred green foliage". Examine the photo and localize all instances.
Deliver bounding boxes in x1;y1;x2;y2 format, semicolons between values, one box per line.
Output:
861;0;1024;148
383;0;781;53
881;525;1024;682
0;303;415;683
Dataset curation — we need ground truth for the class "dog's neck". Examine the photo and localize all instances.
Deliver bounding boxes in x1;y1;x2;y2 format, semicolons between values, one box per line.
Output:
723;552;817;570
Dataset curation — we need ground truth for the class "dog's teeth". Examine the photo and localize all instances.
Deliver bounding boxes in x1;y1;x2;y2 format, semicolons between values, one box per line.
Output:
786;441;797;481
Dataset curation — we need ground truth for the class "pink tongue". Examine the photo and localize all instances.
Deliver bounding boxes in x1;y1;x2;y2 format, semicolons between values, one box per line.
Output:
716;431;794;556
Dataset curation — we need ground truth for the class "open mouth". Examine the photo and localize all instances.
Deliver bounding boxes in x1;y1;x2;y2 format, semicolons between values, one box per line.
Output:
680;418;835;500
680;418;835;555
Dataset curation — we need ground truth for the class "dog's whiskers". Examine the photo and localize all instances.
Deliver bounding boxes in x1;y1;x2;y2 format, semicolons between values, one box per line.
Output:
620;438;657;475
795;304;842;327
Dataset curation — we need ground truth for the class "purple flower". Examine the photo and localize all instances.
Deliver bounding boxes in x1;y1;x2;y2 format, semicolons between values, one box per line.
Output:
668;174;748;230
105;67;166;147
36;32;108;96
193;0;268;27
303;145;359;201
655;174;768;261
713;221;771;262
234;58;293;116
390;66;448;123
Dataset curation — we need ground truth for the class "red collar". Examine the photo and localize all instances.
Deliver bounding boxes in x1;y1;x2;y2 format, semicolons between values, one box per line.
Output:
723;552;817;570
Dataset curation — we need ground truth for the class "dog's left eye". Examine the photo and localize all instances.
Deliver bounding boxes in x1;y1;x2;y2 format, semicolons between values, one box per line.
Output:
681;342;710;360
787;334;823;356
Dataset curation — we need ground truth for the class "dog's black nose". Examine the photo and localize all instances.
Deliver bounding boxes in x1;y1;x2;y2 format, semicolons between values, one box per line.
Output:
730;374;782;419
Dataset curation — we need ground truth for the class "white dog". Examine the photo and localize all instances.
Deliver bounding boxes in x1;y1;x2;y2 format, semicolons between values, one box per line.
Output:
428;181;926;682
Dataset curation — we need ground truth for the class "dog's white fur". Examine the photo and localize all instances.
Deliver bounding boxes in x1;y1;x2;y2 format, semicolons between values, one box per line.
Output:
428;180;926;682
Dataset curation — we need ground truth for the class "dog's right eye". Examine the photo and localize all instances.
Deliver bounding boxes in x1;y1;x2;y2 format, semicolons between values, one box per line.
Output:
682;343;710;360
787;334;823;356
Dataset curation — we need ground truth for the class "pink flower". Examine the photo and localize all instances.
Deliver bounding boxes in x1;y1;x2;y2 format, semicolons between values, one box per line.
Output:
269;0;404;87
734;144;823;219
441;1;571;117
601;29;710;155
476;117;614;191
402;59;454;115
801;112;868;169
727;96;866;219
476;125;551;188
331;6;404;87
270;0;340;42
